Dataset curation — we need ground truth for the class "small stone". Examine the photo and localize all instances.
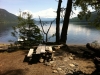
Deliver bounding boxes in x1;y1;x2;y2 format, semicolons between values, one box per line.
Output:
59;66;65;68
53;57;56;60
67;70;73;74
59;70;65;74
59;56;64;60
53;46;60;50
51;63;56;67
69;64;75;67
53;51;55;53
39;58;44;63
52;70;58;73
69;56;74;60
45;62;51;66
64;59;68;61
51;67;57;70
49;61;54;64
57;67;62;71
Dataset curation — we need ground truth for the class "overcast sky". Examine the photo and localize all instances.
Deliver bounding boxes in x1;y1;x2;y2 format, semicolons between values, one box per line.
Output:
0;0;81;18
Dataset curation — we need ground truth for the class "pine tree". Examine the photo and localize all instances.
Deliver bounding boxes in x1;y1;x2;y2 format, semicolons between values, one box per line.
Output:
12;11;42;47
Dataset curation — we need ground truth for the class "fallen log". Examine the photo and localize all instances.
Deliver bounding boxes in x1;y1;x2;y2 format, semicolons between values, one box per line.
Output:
86;42;100;53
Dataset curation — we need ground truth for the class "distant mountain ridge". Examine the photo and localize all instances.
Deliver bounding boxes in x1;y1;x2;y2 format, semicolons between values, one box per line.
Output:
0;8;17;23
0;8;98;23
34;11;98;23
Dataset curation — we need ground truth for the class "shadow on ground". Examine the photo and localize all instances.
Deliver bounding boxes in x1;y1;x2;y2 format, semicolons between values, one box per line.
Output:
54;44;95;59
66;69;100;75
1;69;26;75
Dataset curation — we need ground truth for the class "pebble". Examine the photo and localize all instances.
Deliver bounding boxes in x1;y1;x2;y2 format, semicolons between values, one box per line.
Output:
52;70;58;73
53;46;60;50
57;67;62;71
69;56;74;60
51;63;56;67
39;58;44;63
49;61;54;64
69;64;75;67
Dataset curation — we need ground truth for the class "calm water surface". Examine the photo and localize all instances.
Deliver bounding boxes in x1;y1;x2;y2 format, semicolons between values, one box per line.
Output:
0;22;100;44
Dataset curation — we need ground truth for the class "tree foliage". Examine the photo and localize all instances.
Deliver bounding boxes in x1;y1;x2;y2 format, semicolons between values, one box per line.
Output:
12;11;42;47
73;0;100;28
60;0;100;43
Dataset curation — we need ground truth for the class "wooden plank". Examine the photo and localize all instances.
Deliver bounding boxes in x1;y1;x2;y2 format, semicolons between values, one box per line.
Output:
27;49;34;57
46;46;52;52
36;44;46;54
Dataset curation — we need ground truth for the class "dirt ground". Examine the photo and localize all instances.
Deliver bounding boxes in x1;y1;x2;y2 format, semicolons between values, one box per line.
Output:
0;44;97;75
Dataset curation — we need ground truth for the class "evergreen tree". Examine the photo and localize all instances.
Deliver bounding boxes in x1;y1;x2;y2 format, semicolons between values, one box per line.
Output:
12;11;42;47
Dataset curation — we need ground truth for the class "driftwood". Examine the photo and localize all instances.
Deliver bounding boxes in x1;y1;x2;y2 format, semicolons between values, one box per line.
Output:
94;57;100;70
86;42;100;70
86;42;100;53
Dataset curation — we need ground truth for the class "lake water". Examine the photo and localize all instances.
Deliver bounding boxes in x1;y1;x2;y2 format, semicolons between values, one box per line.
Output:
0;22;100;44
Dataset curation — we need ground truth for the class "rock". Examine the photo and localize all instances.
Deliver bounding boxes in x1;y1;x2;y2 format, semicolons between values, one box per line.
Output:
67;70;73;74
64;59;68;61
49;61;54;64
69;56;74;60
58;70;65;74
44;62;49;66
52;51;55;53
51;67;57;70
57;67;62;71
58;56;64;60
52;70;58;73
51;63;56;67
64;57;69;62
39;58;44;63
53;46;60;50
53;57;56;60
69;64;75;67
59;66;65;68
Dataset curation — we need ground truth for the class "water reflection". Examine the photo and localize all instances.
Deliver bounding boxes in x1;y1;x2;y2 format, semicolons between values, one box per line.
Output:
0;22;100;44
0;23;17;43
67;23;100;44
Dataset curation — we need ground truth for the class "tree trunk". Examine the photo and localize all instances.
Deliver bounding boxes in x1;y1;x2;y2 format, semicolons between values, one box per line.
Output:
46;34;48;43
60;0;72;44
56;0;62;44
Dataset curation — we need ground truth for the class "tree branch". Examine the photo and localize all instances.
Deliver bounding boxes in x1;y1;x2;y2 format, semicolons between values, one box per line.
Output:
47;19;56;34
39;16;46;34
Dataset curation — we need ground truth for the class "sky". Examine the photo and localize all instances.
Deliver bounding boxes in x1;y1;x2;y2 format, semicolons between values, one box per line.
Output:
0;0;81;18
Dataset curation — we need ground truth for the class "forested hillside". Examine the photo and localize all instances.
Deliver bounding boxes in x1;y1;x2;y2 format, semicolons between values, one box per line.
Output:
0;8;98;23
70;11;97;22
0;9;17;23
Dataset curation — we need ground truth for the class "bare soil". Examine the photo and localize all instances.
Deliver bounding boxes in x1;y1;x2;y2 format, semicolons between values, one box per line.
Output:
0;44;97;75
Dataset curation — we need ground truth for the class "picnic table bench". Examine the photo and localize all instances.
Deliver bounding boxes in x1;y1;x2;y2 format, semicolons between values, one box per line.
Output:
23;44;53;63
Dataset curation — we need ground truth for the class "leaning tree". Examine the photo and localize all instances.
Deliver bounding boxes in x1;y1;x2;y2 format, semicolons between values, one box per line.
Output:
60;0;100;44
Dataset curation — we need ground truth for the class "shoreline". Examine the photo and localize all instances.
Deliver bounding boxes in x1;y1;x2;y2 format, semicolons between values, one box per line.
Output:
0;42;86;46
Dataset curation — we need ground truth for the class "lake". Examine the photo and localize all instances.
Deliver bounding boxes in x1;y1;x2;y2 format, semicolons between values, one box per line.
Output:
0;22;100;44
